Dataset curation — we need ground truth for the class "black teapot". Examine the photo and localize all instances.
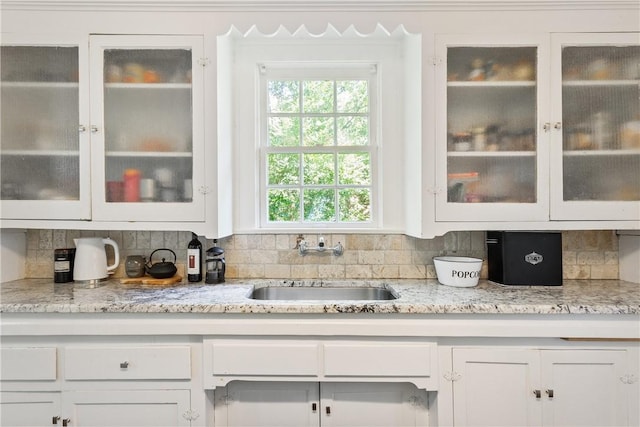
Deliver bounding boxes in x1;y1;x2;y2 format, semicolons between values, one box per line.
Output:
146;248;178;279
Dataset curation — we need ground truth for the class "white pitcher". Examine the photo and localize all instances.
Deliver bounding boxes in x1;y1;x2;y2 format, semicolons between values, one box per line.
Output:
73;237;120;282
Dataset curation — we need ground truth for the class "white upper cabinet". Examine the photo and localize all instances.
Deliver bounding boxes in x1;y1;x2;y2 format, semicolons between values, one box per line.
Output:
1;34;207;224
435;34;550;222
550;32;640;221
1;34;91;220
89;35;205;222
435;32;640;224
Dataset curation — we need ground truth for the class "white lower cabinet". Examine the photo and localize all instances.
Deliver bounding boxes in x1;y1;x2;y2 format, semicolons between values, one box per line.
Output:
1;391;61;427
0;390;191;427
0;343;198;427
451;347;630;426
63;390;192;427
213;381;429;427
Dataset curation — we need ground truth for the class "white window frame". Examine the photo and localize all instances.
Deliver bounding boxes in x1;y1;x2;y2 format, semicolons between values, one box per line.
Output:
224;24;419;234
259;64;378;228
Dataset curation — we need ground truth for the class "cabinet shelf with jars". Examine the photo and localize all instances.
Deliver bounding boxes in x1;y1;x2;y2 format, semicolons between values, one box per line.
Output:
435;36;548;222
1;34;207;225
435;32;639;224
0;39;90;219
551;33;640;220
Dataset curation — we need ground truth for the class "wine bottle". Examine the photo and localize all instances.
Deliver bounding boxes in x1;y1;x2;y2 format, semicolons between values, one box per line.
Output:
187;232;202;282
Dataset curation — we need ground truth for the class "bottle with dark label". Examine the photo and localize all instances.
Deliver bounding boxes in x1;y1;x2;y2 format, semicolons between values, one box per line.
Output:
187;233;202;282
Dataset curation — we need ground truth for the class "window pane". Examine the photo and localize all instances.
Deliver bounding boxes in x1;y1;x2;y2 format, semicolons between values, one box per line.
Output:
268;189;300;221
303;188;335;221
303;117;334;146
337;80;368;113
337;116;368;146
303;80;334;113
338;152;370;185
269;117;300;147
303;153;335;185
268;80;299;113
268;153;300;185
339;188;371;221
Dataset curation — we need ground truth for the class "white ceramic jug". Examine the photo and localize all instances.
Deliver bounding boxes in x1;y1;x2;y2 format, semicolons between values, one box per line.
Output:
73;237;120;282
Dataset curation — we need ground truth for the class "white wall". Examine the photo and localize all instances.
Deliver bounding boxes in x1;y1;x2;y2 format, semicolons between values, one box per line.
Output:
0;230;27;282
619;232;640;284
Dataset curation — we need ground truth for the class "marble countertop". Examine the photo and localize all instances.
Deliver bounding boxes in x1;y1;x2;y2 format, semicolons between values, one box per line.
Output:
1;278;639;315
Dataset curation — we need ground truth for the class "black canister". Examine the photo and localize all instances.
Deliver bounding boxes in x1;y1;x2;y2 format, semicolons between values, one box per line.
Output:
54;248;76;283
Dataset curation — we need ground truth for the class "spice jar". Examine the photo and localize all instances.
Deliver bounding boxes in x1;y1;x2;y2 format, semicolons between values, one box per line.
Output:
123;169;141;202
472;127;487;151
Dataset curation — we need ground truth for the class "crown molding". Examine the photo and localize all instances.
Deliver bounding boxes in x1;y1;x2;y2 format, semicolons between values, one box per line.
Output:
1;0;638;12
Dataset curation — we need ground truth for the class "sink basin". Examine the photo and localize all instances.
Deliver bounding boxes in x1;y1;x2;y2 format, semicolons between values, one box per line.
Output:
248;286;398;301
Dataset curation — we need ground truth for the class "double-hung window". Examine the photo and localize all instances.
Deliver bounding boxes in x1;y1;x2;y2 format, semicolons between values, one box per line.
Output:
260;66;376;226
224;24;420;234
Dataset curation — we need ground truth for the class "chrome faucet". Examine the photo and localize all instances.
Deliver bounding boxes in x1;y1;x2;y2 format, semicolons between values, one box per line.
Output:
298;236;343;256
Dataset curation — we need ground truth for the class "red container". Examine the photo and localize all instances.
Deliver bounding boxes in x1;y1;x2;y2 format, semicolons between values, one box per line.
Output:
106;181;124;202
123;169;141;202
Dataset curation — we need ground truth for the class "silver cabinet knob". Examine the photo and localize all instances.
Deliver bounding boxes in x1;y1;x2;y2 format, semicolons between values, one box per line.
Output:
120;361;129;369
554;122;562;130
546;389;554;398
52;416;61;425
90;125;99;133
62;419;71;427
533;389;541;398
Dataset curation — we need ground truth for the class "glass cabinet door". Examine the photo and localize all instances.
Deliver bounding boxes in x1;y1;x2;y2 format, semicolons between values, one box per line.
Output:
435;35;549;222
89;35;204;222
551;33;640;220
0;36;90;220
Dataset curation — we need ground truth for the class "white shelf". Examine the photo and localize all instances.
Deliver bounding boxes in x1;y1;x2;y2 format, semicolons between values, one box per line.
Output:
563;79;640;87
1;81;79;89
104;82;191;90
448;150;536;157
1;149;79;156
563;149;640;157
106;151;192;158
448;81;536;88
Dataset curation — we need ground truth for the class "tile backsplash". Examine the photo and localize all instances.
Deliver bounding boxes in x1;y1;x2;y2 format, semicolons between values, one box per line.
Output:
24;229;619;280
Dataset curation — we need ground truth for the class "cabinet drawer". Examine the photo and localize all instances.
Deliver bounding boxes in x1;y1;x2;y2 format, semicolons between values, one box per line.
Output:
323;342;435;377
209;341;319;376
0;347;57;380
65;346;191;380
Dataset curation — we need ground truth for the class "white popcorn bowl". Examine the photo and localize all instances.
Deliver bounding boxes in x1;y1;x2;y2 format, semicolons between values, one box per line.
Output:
433;256;483;288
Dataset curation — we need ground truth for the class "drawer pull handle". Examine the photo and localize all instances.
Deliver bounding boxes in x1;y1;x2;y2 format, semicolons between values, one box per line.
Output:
120;361;129;369
311;403;317;412
326;406;331;415
62;419;71;427
546;389;554;398
52;416;61;425
533;389;541;398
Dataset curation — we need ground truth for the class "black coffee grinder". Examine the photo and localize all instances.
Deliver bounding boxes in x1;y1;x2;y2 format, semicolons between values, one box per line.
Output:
205;240;225;284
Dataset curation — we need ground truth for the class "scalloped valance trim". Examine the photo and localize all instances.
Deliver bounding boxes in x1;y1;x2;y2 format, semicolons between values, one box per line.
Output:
223;23;415;41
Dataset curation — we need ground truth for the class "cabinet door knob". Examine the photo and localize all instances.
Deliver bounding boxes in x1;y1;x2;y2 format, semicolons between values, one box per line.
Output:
554;122;562;130
78;125;86;133
533;389;541;398
543;122;551;132
62;419;71;427
325;406;331;415
546;389;554;398
311;403;317;412
90;125;99;133
52;416;61;425
120;361;129;369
